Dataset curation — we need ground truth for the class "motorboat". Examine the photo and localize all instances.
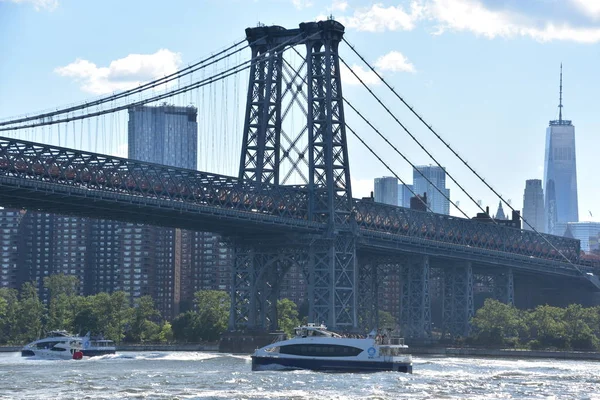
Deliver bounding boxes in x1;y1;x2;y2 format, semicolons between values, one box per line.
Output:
21;330;85;360
21;331;116;359
81;332;116;357
251;323;412;373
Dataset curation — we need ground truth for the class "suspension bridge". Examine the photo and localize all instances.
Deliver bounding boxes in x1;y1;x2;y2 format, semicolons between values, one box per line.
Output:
0;20;598;339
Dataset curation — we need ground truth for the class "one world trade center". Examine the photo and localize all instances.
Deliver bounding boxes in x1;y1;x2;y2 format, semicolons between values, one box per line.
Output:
544;65;579;235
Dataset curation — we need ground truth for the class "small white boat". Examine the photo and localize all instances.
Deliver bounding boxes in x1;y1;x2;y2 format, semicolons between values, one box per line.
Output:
251;323;412;373
21;330;85;360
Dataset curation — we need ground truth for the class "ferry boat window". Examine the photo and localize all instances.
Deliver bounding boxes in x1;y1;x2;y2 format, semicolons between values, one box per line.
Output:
279;344;362;357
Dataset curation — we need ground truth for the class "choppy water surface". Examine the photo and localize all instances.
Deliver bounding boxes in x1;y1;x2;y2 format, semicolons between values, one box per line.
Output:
0;351;599;399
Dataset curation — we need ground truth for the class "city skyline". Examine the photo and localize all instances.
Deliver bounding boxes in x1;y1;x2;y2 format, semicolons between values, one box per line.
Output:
0;0;598;223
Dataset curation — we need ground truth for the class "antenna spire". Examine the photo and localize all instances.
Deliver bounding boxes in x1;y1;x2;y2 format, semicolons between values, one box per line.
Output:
558;63;563;123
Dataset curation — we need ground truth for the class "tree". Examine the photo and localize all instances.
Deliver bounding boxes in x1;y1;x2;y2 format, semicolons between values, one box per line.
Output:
171;311;201;342
125;296;160;343
194;290;230;341
0;288;19;344
277;298;300;337
471;298;523;346
14;282;44;344
378;310;396;330
44;274;80;332
526;305;566;349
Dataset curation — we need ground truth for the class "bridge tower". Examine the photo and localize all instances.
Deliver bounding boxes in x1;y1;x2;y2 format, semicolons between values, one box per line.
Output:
233;20;356;330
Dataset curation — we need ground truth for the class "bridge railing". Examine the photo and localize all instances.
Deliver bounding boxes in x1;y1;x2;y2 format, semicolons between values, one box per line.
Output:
353;199;581;263
0;137;310;221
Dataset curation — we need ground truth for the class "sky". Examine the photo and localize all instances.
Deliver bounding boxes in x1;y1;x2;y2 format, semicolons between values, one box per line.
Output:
0;0;599;222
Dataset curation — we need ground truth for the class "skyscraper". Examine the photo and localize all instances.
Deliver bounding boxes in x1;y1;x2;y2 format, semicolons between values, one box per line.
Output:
374;177;399;206
127;104;199;318
413;165;450;215
544;65;579;235
522;179;545;232
398;184;413;208
128;104;198;168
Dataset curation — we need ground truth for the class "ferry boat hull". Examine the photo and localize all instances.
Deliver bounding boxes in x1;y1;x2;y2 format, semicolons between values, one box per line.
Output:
251;355;412;373
251;324;413;374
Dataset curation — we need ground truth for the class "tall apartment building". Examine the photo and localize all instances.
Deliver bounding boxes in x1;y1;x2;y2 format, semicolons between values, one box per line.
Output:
0;209;20;289
18;211;54;299
544;66;579;235
413;165;450;215
374;177;399;206
126;105;199;318
522;179;545;232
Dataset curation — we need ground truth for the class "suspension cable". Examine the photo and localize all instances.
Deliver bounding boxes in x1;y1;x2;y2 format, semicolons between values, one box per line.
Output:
1;31;314;132
346;123;431;212
343;38;581;271
344;97;467;218
339;55;488;220
0;39;251;127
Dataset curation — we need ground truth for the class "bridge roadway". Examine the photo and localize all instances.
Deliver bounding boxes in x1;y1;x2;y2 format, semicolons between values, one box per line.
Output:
0;137;592;283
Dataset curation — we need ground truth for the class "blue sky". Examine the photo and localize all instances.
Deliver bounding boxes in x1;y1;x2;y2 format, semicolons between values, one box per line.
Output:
0;0;599;222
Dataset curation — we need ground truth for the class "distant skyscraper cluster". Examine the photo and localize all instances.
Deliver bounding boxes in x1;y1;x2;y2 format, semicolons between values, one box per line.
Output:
373;166;450;215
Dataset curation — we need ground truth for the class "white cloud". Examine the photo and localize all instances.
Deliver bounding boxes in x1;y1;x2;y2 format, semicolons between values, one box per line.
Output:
2;0;58;11
375;51;416;73
334;0;600;43
331;0;348;12
570;0;600;20
292;0;313;10
55;49;182;95
340;63;380;86
337;1;425;32
428;0;600;43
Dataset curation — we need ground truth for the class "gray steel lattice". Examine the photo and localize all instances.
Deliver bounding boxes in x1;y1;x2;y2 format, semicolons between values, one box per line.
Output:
400;256;432;339
441;263;474;339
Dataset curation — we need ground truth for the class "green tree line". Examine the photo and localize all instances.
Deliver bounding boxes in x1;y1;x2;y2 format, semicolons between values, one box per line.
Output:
0;274;303;346
468;298;600;351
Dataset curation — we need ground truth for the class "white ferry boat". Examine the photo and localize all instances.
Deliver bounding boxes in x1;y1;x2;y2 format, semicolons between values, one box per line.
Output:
21;330;85;360
251;323;412;373
21;331;116;359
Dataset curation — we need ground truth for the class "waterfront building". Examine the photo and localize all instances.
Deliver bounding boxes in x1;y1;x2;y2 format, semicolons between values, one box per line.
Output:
544;66;579;235
413;165;450;214
398;184;413;208
522;179;545;232
374;177;398;206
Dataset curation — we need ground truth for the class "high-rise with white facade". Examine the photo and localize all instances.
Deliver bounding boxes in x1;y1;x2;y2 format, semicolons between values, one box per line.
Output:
374;177;399;206
413;165;450;215
544;66;579;235
522;179;545;232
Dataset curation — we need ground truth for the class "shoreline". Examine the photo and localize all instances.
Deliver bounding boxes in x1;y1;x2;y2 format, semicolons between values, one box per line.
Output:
2;344;600;360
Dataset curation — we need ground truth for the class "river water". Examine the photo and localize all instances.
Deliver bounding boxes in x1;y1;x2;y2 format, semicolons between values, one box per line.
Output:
0;351;599;399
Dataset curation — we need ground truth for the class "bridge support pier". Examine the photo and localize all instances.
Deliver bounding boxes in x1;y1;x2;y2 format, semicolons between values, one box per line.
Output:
229;242;301;331
400;255;432;340
308;233;357;329
441;262;474;339
493;268;514;306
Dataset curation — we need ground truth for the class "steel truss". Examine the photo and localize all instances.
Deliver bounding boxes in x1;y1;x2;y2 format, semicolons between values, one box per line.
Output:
400;256;432;339
229;240;306;330
442;262;474;339
238;21;357;329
